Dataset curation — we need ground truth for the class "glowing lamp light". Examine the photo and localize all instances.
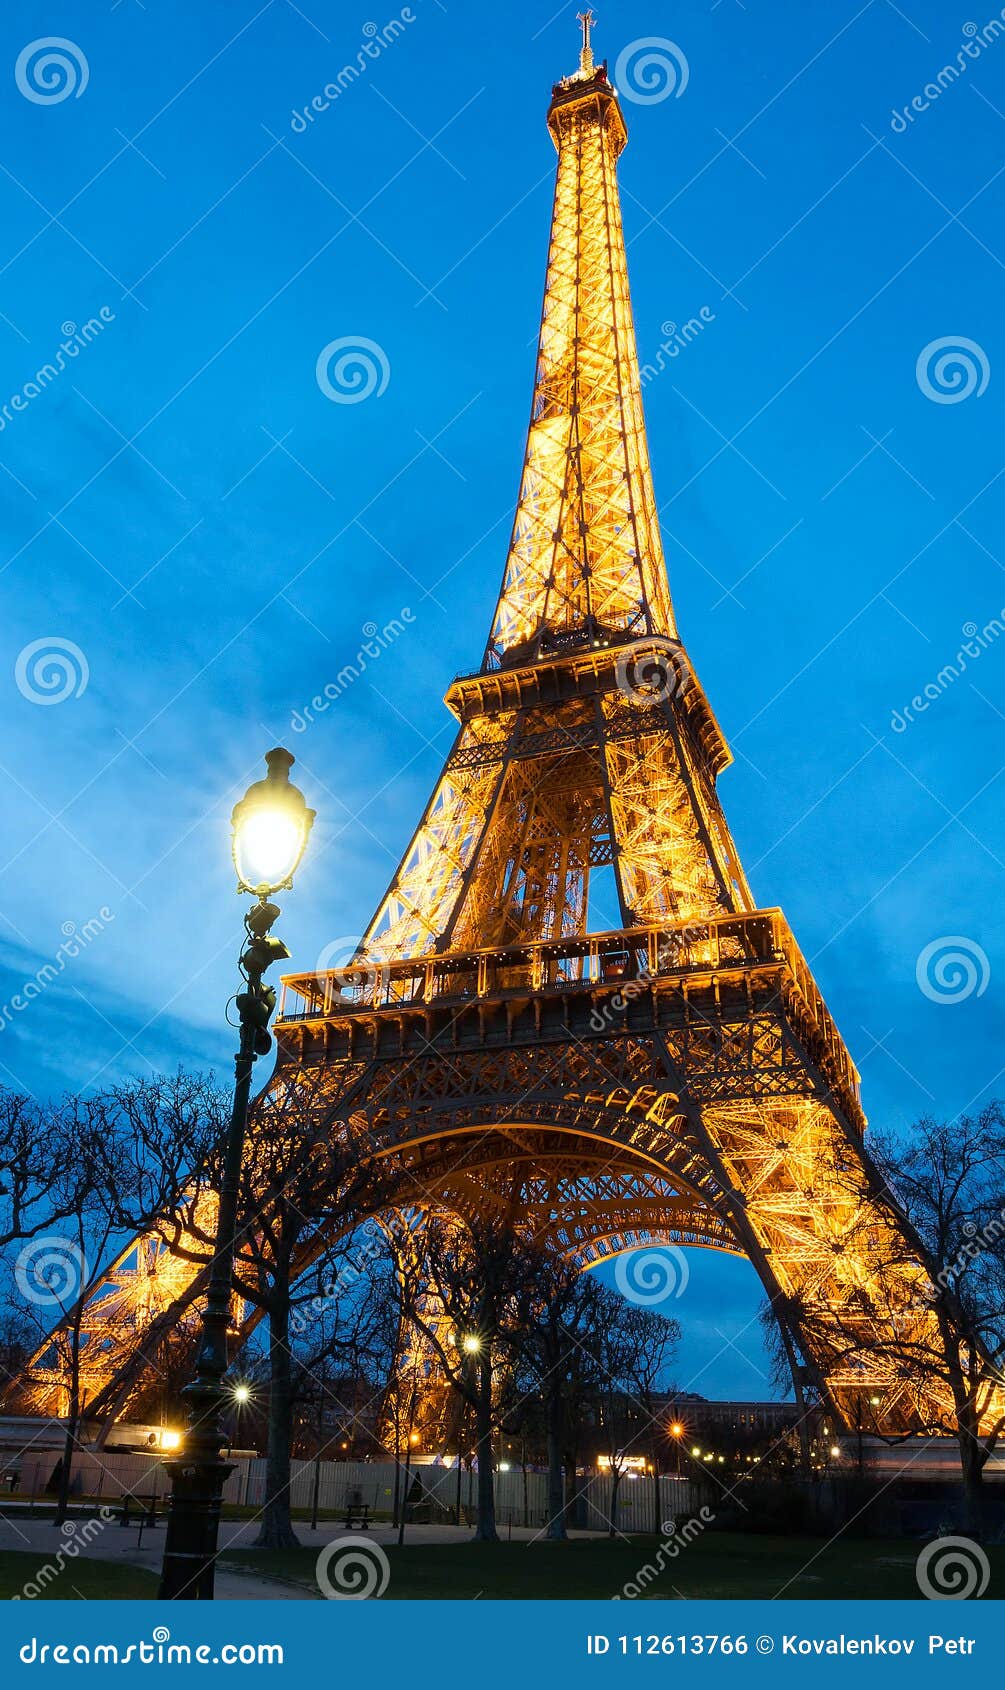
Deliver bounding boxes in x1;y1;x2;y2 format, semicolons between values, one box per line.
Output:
232;1383;252;1405
231;748;315;897
461;1334;482;1354
830;1444;842;1458
670;1422;684;1437
160;1430;182;1451
691;1446;701;1457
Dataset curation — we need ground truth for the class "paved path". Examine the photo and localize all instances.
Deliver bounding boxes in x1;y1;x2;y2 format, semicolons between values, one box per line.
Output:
0;1515;604;1601
0;1515;312;1601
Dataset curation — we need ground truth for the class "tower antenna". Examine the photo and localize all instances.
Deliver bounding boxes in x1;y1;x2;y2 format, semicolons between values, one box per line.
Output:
577;9;595;76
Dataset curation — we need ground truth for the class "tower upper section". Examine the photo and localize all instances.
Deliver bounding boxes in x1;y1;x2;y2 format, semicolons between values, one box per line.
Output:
484;25;677;670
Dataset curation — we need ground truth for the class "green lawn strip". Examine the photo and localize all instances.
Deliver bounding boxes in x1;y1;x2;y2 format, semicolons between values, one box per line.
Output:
221;1533;997;1601
0;1551;160;1601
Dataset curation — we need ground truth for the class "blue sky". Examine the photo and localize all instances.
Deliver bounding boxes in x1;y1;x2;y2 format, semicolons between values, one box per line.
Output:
1;1;1003;1398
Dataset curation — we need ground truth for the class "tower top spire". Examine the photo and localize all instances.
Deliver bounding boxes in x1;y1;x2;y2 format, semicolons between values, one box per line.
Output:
577;9;595;75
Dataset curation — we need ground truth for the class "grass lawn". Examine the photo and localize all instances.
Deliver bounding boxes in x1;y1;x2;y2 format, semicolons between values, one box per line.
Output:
0;1552;160;1600
222;1532;1005;1601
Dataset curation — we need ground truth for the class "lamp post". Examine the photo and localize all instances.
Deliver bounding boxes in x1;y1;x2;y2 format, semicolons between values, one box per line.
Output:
159;748;314;1600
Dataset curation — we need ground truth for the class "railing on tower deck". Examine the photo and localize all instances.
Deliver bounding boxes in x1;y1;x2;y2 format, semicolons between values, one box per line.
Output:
277;909;861;1107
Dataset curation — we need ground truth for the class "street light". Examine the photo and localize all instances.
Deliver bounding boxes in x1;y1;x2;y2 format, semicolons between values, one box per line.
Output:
232;1383;252;1406
159;748;314;1601
461;1334;482;1354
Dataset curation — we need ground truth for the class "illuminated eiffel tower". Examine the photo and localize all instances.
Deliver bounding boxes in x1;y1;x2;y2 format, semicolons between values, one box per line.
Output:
23;19;972;1434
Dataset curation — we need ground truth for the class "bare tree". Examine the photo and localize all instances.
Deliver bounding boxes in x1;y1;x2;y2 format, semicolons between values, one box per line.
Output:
0;1090;78;1251
799;1106;1005;1536
396;1195;542;1541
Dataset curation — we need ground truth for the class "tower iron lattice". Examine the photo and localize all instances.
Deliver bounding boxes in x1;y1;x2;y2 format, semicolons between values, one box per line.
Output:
20;24;987;1440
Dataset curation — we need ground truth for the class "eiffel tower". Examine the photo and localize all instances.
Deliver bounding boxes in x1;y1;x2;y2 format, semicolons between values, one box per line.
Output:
22;20;969;1434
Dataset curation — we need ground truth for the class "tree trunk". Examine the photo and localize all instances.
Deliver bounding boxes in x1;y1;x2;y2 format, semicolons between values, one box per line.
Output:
54;1327;82;1527
473;1356;498;1541
609;1467;621;1538
546;1388;567;1541
254;1296;301;1549
957;1415;985;1541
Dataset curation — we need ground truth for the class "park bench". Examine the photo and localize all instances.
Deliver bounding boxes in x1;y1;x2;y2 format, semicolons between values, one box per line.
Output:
116;1493;159;1528
342;1501;371;1529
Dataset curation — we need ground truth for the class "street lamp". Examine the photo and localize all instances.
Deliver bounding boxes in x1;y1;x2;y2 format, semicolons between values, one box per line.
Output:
159;748;314;1601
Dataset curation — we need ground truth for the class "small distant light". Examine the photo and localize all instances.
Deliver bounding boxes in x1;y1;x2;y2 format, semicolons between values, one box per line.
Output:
830;1444;841;1458
232;1383;252;1405
499;1462;511;1472
691;1446;701;1457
